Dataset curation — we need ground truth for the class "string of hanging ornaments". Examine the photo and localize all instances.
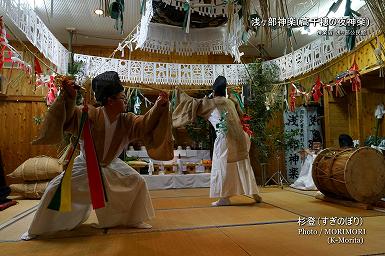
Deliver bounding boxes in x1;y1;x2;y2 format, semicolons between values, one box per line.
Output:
0;16;62;105
133;0;252;62
0;0;69;74
1;0;382;90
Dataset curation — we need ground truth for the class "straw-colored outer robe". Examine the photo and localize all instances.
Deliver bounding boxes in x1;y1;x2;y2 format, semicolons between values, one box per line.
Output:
24;90;173;237
173;91;259;198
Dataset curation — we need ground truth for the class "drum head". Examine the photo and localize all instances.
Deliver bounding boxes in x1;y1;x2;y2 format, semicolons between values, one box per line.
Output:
345;147;385;203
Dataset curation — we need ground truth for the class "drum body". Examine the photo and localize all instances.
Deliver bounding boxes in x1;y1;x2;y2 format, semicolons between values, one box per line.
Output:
312;147;385;203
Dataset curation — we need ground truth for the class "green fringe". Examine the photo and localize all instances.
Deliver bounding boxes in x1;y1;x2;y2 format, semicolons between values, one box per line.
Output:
47;182;62;211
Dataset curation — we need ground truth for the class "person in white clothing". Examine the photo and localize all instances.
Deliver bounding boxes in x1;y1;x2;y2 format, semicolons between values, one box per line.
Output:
21;71;173;240
290;149;317;190
291;131;322;191
173;76;262;206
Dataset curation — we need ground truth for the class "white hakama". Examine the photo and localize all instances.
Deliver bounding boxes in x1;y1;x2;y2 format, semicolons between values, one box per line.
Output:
23;108;155;238
208;109;260;198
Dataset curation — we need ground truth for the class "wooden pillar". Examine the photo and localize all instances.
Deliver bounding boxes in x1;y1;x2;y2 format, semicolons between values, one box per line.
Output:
323;87;331;147
355;89;363;144
66;28;76;74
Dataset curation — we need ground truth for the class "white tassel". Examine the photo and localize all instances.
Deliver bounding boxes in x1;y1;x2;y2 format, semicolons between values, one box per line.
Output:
186;5;192;34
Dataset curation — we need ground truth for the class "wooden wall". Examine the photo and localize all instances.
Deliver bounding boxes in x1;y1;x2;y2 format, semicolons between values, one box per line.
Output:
1;41;58;185
323;73;385;147
360;76;385;144
291;34;385;149
0;94;58;184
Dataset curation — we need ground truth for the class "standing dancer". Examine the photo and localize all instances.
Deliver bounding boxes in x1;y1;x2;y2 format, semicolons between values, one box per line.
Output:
173;76;262;206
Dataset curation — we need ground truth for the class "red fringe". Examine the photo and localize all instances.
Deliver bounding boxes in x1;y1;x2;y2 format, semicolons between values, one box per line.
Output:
83;116;106;209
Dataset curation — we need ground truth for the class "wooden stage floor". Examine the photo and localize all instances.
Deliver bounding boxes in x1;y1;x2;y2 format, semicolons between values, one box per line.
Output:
0;187;384;256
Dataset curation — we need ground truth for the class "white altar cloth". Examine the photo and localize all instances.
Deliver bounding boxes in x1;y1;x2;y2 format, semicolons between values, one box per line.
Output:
143;173;210;190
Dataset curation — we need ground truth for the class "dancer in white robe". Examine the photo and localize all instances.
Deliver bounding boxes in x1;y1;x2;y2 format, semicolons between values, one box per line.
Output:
22;71;173;240
173;76;261;206
290;150;317;190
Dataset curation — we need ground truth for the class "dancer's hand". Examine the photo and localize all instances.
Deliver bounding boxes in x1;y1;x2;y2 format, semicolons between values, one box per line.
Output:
61;78;77;99
157;91;169;106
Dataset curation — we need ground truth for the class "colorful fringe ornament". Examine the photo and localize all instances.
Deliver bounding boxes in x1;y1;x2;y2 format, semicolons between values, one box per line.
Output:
48;106;107;211
48;112;87;211
289;83;296;112
4;50;15;81
83;113;107;209
57;146;75;211
0;17;6;71
349;59;361;92
312;75;323;103
34;56;42;75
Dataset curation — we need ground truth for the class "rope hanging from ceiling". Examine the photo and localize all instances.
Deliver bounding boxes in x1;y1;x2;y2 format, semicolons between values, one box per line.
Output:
365;0;385;35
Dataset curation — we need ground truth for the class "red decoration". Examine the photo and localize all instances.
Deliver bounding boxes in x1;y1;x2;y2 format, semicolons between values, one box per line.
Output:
312;75;323;103
2;50;16;81
0;48;5;72
34;56;42;75
3;50;12;63
289;83;296;112
83;107;106;209
0;17;6;71
0;18;32;76
241;115;253;136
46;76;58;105
349;59;361;92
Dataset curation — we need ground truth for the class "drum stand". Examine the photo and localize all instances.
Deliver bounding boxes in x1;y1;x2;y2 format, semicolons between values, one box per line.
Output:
264;154;288;188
